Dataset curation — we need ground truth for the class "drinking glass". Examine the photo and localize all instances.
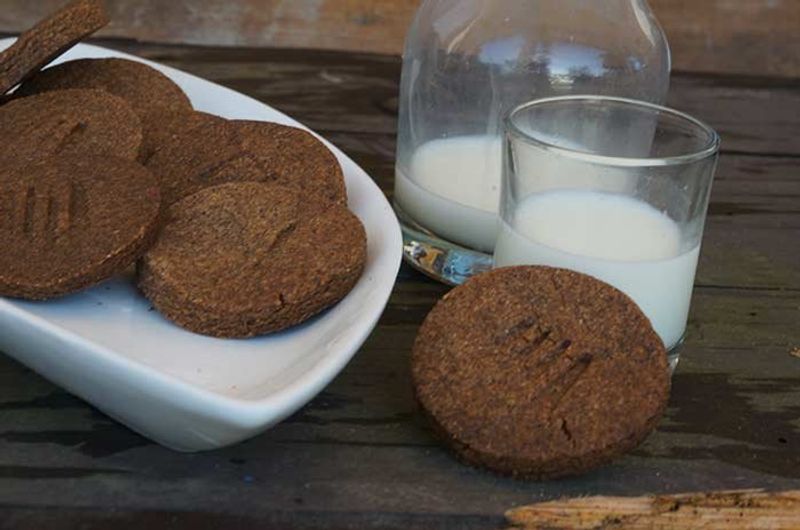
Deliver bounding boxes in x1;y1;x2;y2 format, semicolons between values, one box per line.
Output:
494;96;720;369
395;0;671;285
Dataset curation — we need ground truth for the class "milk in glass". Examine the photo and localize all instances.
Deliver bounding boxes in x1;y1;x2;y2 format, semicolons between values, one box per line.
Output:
494;190;700;349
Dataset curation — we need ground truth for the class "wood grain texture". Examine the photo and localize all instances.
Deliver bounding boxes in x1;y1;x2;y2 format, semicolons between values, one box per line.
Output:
505;490;800;529
0;0;799;77
0;41;798;529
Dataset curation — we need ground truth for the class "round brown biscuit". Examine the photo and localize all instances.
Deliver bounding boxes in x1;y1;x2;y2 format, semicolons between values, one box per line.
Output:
145;119;346;207
0;155;161;300
0;89;142;165
0;0;108;94
139;110;225;164
137;182;366;338
411;266;670;479
16;57;192;118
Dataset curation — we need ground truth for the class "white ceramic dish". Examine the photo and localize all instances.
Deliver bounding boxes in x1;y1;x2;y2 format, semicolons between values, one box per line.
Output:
0;40;402;451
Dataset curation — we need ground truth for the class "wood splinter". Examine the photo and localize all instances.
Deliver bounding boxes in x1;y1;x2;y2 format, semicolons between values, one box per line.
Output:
505;489;800;529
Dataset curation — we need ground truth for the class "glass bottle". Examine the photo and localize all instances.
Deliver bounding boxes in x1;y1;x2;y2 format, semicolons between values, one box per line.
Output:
395;0;671;285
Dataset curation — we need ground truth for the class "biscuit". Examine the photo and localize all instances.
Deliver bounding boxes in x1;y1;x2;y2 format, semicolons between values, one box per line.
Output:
0;156;161;299
411;266;670;479
145;120;346;206
138;182;366;338
0;0;108;94
139;110;224;163
16;57;192;117
0;89;142;165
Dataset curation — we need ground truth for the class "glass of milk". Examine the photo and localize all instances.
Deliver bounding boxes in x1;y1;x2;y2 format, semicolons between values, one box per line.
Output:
494;96;720;368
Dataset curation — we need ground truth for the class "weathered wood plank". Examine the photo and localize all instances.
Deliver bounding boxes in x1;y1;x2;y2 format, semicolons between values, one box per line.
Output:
0;508;499;530
0;422;797;520
0;0;798;77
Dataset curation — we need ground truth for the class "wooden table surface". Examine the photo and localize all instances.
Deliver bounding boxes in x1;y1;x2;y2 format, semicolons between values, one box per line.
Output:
0;40;799;530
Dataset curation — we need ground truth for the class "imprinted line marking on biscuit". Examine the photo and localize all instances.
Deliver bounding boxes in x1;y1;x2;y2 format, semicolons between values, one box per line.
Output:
196;155;246;183
51;180;78;237
29;186;52;237
45;194;58;237
190;154;270;202
531;339;572;372
551;354;594;413
55;121;89;154
560;418;574;443
263;221;299;254
13;181;83;239
67;180;87;232
59;181;75;235
529;348;592;415
497;316;552;356
500;317;570;368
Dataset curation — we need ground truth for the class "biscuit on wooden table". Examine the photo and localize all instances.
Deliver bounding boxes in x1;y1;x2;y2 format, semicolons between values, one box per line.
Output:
411;266;670;479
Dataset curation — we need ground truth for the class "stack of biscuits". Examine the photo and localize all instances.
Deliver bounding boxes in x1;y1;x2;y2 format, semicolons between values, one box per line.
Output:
0;0;367;338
